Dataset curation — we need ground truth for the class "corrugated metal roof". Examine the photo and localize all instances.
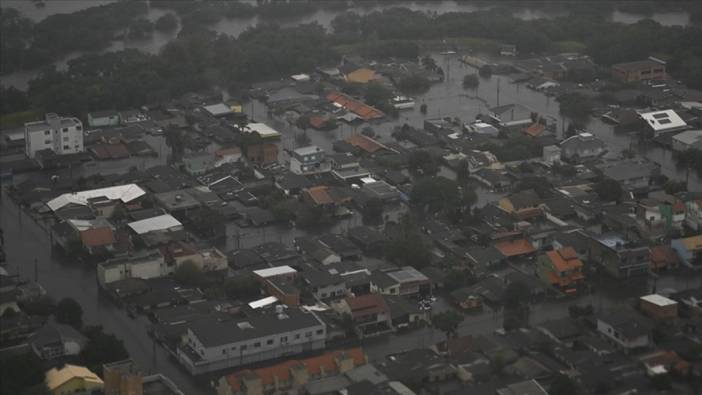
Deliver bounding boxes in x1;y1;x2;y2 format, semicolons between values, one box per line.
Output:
47;184;145;212
253;265;297;278
127;214;182;235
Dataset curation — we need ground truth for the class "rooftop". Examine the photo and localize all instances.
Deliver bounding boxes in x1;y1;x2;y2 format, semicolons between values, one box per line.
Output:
640;294;677;307
386;266;430;284
243;122;282;139
252;265;297;278
640;109;687;132
45;364;103;391
47;184;146;212
127;214;182;235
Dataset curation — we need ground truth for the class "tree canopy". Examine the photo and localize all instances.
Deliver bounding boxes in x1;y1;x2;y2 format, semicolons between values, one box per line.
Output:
173;261;205;287
80;325;129;374
433;310;464;340
55;297;83;329
594;178;623;202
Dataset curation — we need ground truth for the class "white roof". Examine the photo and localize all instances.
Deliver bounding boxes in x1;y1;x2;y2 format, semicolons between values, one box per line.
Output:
641;294;677;307
360;177;377;184
294;145;323;156
47;184;146;212
203;103;232;116
244;122;281;138
248;296;278;309
640;109;687;132
253;265;297;278
127;214;182;235
291;73;310;81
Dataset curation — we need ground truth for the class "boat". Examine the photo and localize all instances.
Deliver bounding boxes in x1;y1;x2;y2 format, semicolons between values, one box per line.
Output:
391;96;415;110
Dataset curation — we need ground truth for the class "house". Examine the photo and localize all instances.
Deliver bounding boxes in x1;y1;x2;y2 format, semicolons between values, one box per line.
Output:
639;294;678;321
498;189;541;218
290;145;330;175
88;110;120;128
215;348;366;395
344;68;379;84
464;121;499;137
559;133;606;162
302;186;351;210
275;172;313;196
471;168;512;190
671;130;702;152
103;359;186;395
29;323;88;360
127;214;185;246
327;92;384;121
182;152;215;176
347;226;385;255
672;234;702;269
336;293;392;337
177;309;327;374
25;113;84;158
97;250;166;286
246;143;278;166
500;44;517;57
497;379;548;395
611;58;666;82
344;134;389;155
46;364;104;395
537;247;585;293
384;295;426;328
640;109;688;137
253;265;298;283
329;153;370;181
597;159;660;191
649;245;679;271
295;237;341;265
47;184;146;213
362;180;400;202
450;287;483;310
683;194;702;231
318;234;363;261
67;218;115;253
487;103;535;127
590;236;650;278
203;103;236;118
597;309;652;351
495;238;536;259
371;266;431;297
242;122;282;139
301;268;346;301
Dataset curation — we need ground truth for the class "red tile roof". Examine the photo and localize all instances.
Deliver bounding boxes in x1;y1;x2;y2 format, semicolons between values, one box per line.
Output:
345;293;389;319
495;238;535;257
304;186;335;206
345;134;385;154
327;92;384;121
546;247;583;272
80;227;114;247
650;245;678;269
524;123;545;137
224;348;365;392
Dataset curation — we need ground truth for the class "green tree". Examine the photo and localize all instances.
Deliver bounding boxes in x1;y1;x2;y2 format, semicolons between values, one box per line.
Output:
462;74;479;89
432;310;464;341
364;82;393;108
594;178;623;202
503;281;530;309
0;353;48;395
173;260;205;287
408;150;439;177
80;325;129;374
557;93;593;124
385;214;431;269
550;373;578;395
410;176;464;213
397;74;431;94
55;297;83;329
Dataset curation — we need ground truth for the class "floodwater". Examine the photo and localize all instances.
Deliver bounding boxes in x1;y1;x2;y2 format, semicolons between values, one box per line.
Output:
0;0;694;89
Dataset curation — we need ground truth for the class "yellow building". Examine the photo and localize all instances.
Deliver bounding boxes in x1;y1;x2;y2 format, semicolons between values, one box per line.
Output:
344;68;378;84
46;364;104;395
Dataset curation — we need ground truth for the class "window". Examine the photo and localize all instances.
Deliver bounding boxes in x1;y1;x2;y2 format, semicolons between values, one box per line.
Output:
44;130;50;136
44;140;52;144
76;125;82;131
62;128;68;132
222;349;227;355
241;345;247;351
295;334;301;339
316;329;323;335
280;336;288;343
231;346;236;351
254;342;261;348
305;331;312;338
63;136;69;141
63;145;70;150
267;339;273;345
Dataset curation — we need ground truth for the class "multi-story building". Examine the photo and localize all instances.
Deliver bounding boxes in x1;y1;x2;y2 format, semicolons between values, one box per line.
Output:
97;250;167;287
611;58;666;82
177;309;327;375
290;145;330;175
537;247;585;293
25;113;84;158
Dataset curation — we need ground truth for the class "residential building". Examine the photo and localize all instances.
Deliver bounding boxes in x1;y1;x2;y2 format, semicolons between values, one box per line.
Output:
672;234;702;269
329;153;370;181
246;143;278;166
25;113;84;158
242;123;282;139
371;266;431;297
611;58;666;82
597;309;652;351
47;184;146;213
215;348;366;395
88;110;120;128
537;247;585;293
127;214;185;246
639;294;678;321
597;159;660;191
684;196;702;231
67;218;115;253
327;92;384;121
335;293;392;337
177;309;327;374
46;364;104;395
103;359;186;395
640;109;688;137
344;68;378;84
302;268;346;300
671;129;702;152
362;180;400;202
559;133;606;162
29;323;87;360
290;145;330;175
97;250;167;286
498;189;542;219
471;168;512;190
182;152;215;176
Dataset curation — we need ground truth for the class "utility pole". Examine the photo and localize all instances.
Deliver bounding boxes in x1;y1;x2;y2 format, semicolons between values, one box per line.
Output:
34;258;38;283
496;78;501;107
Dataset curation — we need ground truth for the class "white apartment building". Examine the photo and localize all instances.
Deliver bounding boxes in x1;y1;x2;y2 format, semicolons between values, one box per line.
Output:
178;309;326;375
24;113;84;158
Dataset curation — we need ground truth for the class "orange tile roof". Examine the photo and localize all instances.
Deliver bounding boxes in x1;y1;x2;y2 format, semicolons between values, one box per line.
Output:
345;293;389;319
305;186;335;205
525;123;545;137
224;348;365;392
345;68;378;84
80;227;114;247
345;134;385;154
327;92;384;121
546;247;583;272
495;238;535;257
650;245;678;268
